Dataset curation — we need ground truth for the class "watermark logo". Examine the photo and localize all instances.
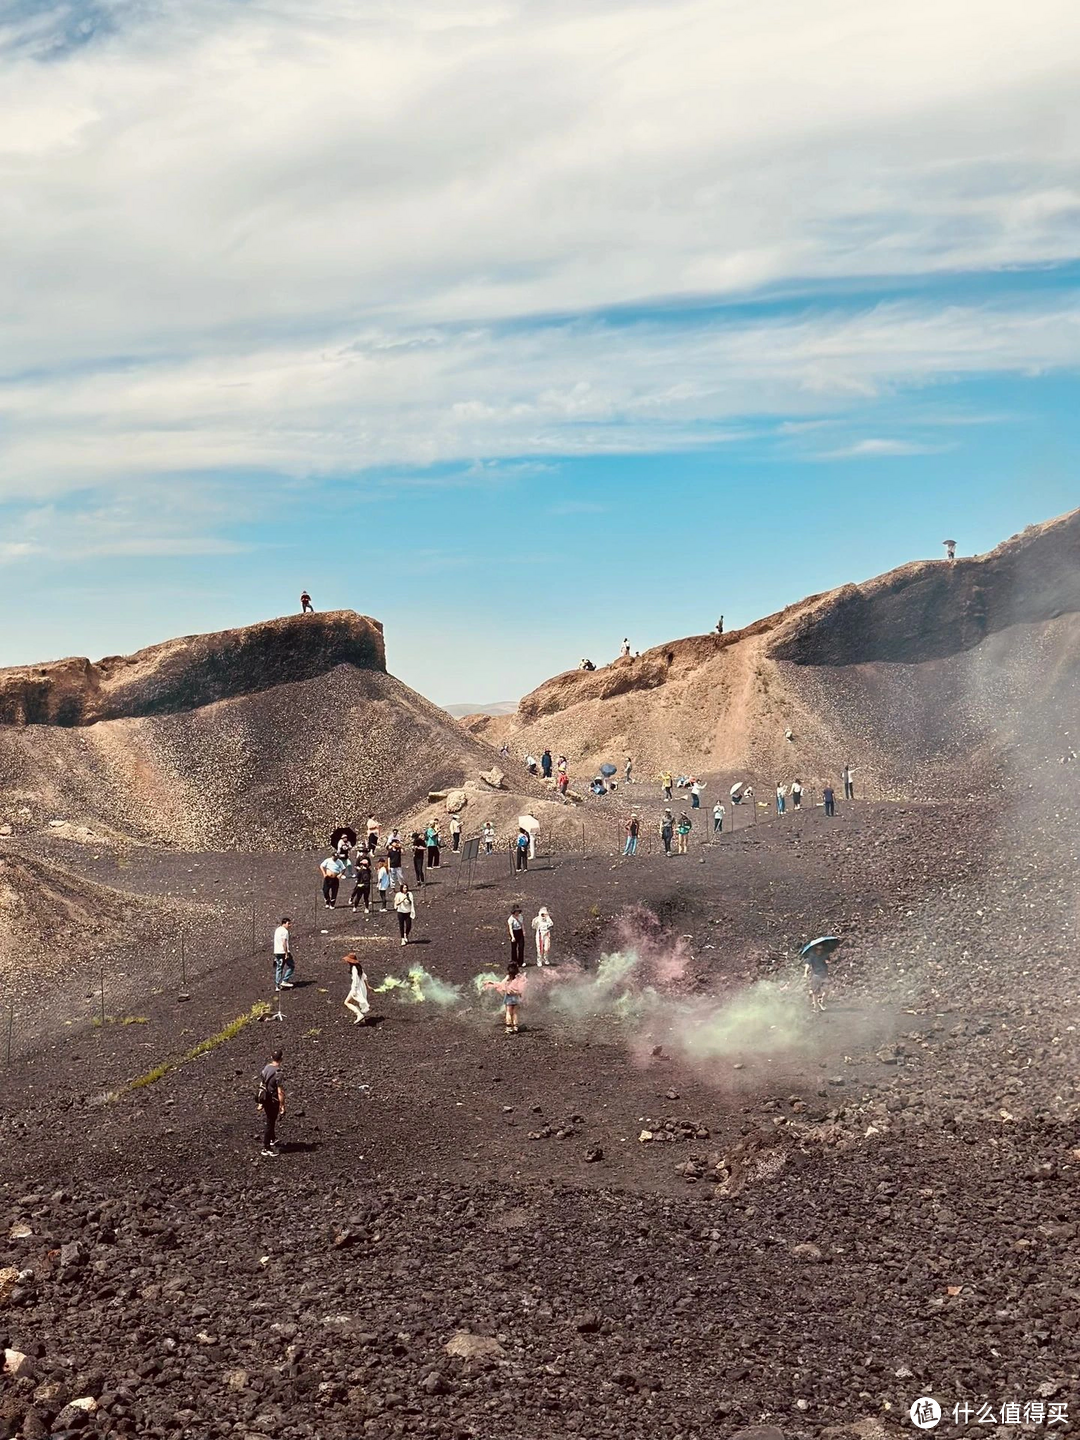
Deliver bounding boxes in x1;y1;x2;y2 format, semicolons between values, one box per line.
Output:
910;1399;942;1429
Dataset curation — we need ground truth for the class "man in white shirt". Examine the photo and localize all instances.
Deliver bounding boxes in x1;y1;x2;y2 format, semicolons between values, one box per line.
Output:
273;917;294;989
320;853;345;907
712;801;725;834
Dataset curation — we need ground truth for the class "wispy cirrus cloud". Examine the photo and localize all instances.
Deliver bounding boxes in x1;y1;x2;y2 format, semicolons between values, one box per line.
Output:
0;0;1076;553
820;438;956;460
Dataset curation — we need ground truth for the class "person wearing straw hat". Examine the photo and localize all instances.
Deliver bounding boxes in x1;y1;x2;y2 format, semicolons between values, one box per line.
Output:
342;953;370;1024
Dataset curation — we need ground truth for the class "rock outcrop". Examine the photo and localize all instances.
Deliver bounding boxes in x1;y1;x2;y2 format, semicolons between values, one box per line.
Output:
0;611;386;726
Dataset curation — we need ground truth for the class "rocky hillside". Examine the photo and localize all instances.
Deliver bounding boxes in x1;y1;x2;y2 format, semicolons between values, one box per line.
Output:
470;508;1080;799
0;613;537;850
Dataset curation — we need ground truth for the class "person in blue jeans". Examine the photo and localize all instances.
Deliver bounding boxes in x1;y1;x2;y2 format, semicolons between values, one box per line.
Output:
776;783;786;816
623;814;639;856
823;784;835;817
273;917;294;989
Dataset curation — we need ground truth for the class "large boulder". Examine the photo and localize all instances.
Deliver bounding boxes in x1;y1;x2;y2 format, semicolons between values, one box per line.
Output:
479;768;507;790
445;789;468;814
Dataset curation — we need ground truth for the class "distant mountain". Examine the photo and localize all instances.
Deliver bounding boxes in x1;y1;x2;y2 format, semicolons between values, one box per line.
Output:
443;700;518;719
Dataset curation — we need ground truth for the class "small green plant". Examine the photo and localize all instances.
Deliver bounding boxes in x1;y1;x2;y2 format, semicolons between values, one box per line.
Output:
93;1014;149;1028
303;1027;322;1038
112;1001;270;1098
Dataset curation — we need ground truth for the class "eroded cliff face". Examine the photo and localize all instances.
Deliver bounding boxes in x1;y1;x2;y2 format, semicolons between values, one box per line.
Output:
766;509;1080;666
0;611;386;726
475;508;1080;797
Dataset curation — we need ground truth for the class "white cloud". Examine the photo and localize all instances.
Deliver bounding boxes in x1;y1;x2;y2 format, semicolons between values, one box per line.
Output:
0;0;1077;527
822;438;954;459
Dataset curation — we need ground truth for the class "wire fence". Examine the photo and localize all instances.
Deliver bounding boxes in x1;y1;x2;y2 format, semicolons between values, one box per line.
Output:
0;794;858;1068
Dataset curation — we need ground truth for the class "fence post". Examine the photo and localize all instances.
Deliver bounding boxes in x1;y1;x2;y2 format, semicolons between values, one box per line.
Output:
581;822;586;855
180;933;187;989
250;901;256;954
99;967;106;1025
5;1002;12;1065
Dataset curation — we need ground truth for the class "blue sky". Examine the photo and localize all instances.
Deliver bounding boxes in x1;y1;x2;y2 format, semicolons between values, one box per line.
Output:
1;0;1078;702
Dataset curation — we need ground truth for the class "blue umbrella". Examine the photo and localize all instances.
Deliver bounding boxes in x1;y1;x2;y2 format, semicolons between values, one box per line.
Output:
800;936;842;958
600;763;617;777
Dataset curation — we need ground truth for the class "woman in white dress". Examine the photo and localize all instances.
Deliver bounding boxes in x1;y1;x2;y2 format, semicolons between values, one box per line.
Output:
342;953;370;1025
532;906;554;966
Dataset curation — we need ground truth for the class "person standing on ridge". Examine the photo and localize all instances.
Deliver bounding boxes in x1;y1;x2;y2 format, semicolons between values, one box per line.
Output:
823;782;835;818
273;917;294;990
541;749;553;779
842;765;855;801
257;1049;285;1156
449;814;462;852
620;638;631;658
943;539;957;561
508;905;526;967
623;813;640;857
300;591;314;613
716;615;724;635
350;852;372;912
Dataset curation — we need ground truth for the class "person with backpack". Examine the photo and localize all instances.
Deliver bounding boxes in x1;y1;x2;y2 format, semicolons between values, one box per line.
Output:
272;917;294;989
426;820;441;869
623;813;640;857
515;828;530;872
257;1050;285;1157
659;811;674;856
350;853;372;912
342;954;370;1024
676;812;692;854
394;883;416;945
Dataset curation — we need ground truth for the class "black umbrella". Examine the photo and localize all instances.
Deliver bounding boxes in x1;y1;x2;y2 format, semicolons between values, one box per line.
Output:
600;763;617;777
799;935;842;959
330;826;357;849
